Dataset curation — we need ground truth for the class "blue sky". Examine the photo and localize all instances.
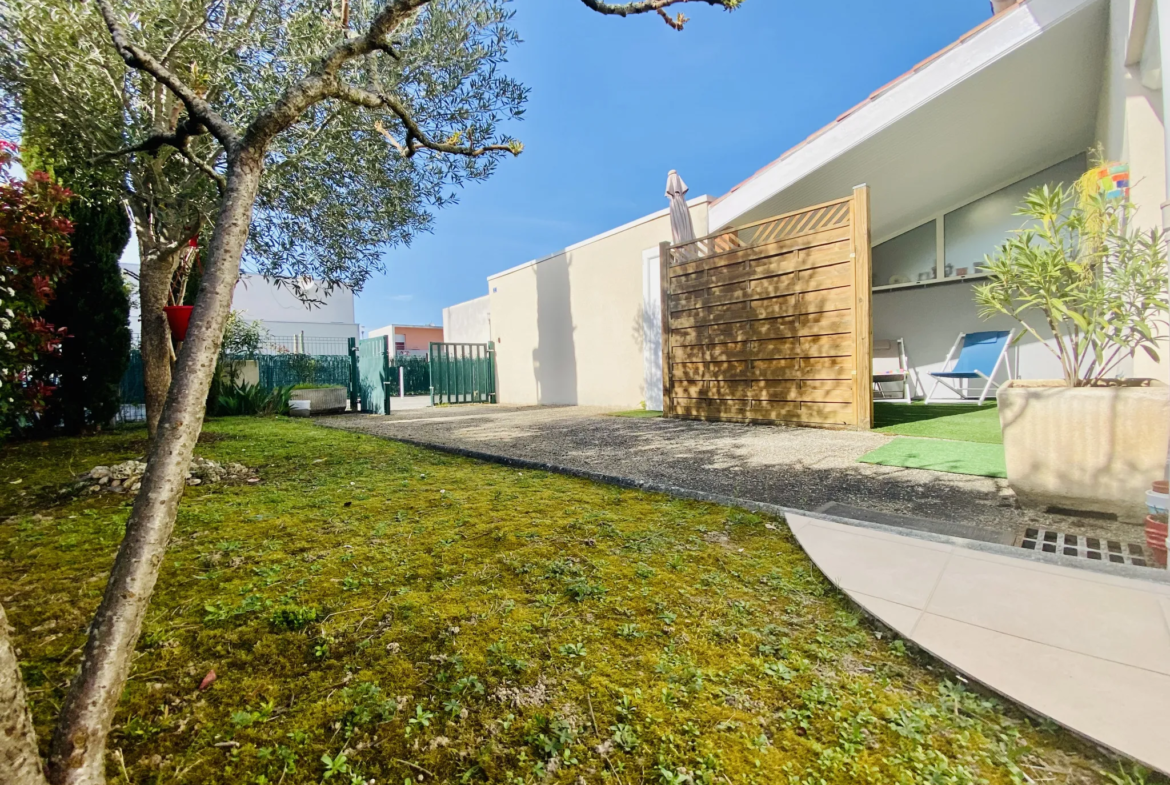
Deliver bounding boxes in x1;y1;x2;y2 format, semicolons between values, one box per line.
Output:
111;1;993;329
356;0;993;330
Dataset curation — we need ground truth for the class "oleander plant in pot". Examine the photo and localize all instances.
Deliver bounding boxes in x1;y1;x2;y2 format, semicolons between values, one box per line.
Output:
974;171;1169;520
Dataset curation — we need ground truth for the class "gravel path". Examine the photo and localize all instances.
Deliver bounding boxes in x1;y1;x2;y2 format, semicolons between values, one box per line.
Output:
318;405;1145;545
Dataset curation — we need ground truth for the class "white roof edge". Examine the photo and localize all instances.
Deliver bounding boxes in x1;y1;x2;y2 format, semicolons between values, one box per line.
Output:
371;323;441;331
443;294;491;310
487;194;713;282
709;0;1098;230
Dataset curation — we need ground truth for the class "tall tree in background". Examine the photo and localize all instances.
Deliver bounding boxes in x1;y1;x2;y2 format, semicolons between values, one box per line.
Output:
37;188;132;433
2;34;220;436
0;1;744;783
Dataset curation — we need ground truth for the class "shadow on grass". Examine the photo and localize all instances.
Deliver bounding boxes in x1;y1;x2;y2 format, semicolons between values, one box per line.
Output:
874;402;1002;444
875;402;996;425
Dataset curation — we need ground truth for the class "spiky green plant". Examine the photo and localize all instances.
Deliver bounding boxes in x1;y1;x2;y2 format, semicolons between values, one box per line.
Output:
974;183;1168;386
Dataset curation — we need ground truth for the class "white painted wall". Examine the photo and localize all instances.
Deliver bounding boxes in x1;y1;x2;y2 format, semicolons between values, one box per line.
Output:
641;248;663;411
489;198;709;407
442;295;492;344
1098;0;1168;380
253;321;359;340
232;275;356;327
873;281;1072;401
122;262;143;339
119;265;359;344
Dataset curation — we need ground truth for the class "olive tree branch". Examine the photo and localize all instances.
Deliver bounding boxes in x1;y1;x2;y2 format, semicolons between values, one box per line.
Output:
158;8;211;65
240;0;429;149
577;0;739;27
332;81;519;157
93;116;227;194
94;0;239;147
183;146;227;194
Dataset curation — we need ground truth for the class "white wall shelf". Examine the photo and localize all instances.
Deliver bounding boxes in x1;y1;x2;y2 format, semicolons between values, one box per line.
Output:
873;272;990;293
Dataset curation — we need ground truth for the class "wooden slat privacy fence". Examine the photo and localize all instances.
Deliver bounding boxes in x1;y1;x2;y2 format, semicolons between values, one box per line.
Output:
660;185;873;429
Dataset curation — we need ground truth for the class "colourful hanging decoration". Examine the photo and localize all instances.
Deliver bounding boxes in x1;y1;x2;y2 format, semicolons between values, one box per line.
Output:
1092;163;1130;200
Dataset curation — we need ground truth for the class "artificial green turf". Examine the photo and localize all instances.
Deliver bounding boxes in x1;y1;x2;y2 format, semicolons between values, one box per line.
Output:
873;402;1003;444
859;436;1007;478
608;409;663;418
0;417;1116;784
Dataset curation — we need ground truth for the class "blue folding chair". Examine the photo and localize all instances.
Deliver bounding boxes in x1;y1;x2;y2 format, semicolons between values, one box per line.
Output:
925;330;1015;405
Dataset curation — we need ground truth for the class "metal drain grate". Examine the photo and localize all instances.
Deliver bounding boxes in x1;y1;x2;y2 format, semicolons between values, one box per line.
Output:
1021;528;1147;567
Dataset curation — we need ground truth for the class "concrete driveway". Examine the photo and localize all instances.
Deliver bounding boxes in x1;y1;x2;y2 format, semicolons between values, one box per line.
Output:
319;404;1131;543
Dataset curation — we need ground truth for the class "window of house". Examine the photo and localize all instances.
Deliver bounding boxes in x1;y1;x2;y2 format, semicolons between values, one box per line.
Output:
942;155;1086;280
872;220;937;288
873;153;1086;291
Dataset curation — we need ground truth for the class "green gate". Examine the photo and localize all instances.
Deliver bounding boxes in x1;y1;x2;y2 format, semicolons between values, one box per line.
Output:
355;336;392;413
429;342;496;405
388;354;431;396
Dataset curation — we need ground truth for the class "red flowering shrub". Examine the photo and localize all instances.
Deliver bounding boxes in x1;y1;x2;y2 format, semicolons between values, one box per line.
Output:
0;140;74;436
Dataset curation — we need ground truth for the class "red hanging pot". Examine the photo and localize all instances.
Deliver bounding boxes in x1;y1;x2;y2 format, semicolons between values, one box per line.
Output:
163;305;194;341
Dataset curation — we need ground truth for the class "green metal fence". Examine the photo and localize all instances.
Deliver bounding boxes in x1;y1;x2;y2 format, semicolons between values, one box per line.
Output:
387;354;431;396
116;338;443;419
263;335;351;356
117;351;352;417
256;353;352;389
429;342;496;405
121;350;146;405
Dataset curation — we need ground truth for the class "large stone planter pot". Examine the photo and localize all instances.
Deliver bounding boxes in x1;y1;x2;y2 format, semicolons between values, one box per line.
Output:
999;380;1169;522
289;385;348;415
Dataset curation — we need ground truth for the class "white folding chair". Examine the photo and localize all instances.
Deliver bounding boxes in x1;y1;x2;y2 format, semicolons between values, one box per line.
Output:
873;338;915;403
925;329;1015;405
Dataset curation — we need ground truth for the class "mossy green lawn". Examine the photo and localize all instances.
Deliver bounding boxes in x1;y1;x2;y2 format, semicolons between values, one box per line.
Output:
1;419;1122;785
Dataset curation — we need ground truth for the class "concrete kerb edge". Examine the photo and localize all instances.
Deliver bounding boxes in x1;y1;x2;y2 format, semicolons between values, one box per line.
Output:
326;423;1168;775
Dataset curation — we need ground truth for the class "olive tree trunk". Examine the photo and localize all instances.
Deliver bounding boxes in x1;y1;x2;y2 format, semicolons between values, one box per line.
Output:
136;242;184;438
0;603;49;785
45;149;263;785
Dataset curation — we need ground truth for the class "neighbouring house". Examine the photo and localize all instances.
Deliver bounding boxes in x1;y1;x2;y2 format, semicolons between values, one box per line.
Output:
367;323;444;356
443;295;492;344
447;0;1165;410
121;265;361;355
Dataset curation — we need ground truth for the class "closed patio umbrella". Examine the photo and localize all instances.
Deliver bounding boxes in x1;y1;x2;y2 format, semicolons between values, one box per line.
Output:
666;170;695;260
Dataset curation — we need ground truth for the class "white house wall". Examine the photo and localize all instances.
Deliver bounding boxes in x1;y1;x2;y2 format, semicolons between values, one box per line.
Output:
874;282;1068;400
489;199;709;407
232;275;356;326
1099;0;1168;380
253;321;360;340
443;296;493;344
119;264;360;344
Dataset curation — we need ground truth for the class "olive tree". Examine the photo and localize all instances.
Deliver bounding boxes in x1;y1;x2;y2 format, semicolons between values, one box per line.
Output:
0;1;743;783
2;0;535;435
